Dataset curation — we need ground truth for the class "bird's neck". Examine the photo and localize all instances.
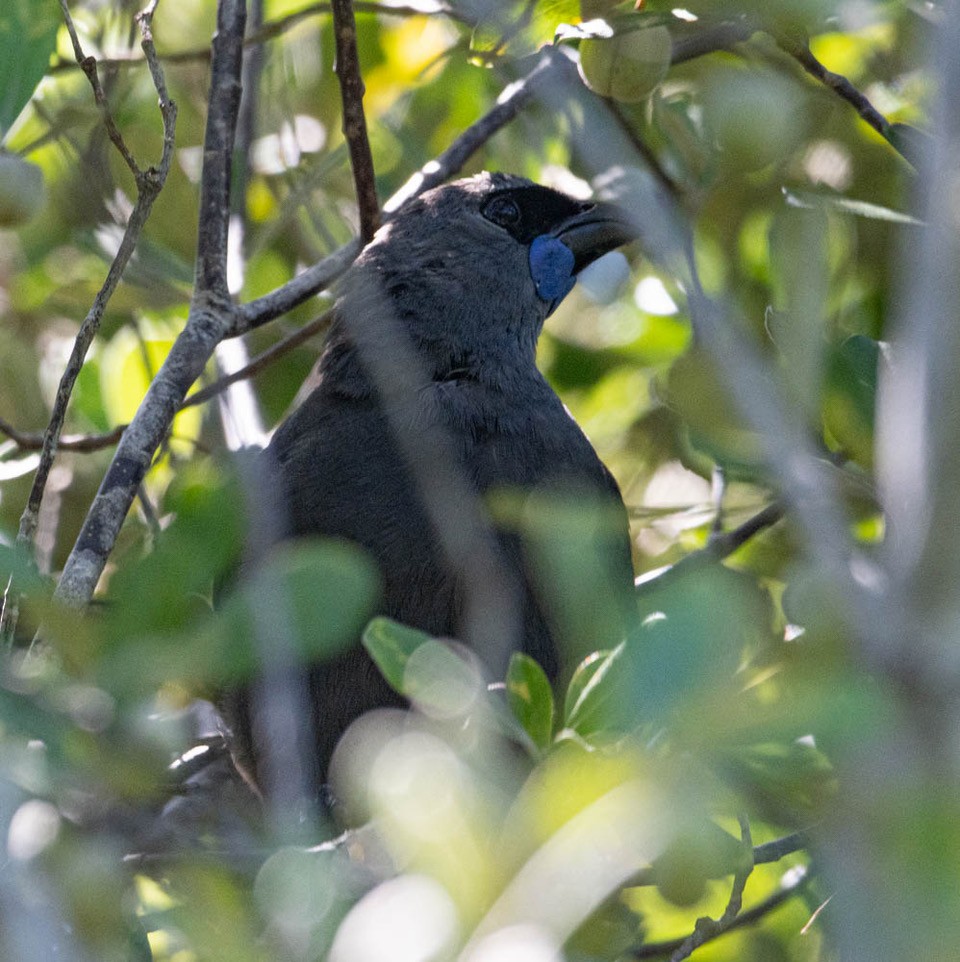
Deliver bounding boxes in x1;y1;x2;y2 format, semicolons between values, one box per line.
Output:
318;296;544;398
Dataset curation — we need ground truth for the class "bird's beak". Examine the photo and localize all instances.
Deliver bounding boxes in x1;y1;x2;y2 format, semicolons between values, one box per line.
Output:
552;201;637;274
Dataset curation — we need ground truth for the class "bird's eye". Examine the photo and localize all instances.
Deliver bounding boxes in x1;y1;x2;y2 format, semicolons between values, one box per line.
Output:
482;195;521;229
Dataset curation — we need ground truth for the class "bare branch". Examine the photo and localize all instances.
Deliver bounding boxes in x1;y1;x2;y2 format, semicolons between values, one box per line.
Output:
784;40;913;165
58;0;142;178
331;0;380;241
0;419;126;453
55;0;247;607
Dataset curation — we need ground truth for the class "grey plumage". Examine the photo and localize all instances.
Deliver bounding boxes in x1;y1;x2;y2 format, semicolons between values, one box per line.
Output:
233;172;637;796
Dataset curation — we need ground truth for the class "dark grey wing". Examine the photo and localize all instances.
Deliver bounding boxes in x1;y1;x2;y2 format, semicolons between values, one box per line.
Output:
464;389;635;675
227;386;460;794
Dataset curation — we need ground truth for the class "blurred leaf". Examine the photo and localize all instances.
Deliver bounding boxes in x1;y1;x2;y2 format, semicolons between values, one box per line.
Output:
768;204;829;418
506;652;555;751
362;616;433;695
579;24;672;103
702;63;807;173
717;739;837;820
99;535;379;696
493;488;635;666
102;465;245;648
209;539;381;684
566;562;773;738
0;0;58;134
664;346;764;475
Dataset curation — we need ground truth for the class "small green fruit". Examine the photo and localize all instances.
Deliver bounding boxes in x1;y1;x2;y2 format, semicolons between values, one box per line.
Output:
0;154;45;227
653;835;710;908
579;25;672;103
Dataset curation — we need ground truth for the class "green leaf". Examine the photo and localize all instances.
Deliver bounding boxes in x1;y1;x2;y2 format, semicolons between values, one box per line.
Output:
0;0;59;134
101;538;379;696
362;618;484;717
212;540;381;682
563;645;625;738
403;638;484;718
491;489;635;665
362;616;434;694
782;187;923;226
823;334;880;466
506;652;555;751
565;562;774;740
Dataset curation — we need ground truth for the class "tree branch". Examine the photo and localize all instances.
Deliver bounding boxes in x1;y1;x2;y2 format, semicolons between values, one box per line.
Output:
55;0;247;607
783;40;916;165
331;0;380;241
629;866;813;959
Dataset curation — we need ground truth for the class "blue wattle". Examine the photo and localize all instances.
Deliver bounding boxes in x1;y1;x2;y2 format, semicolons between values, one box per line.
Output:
529;235;576;314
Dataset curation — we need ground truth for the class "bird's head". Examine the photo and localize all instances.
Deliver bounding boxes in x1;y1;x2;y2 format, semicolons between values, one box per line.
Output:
337;172;636;384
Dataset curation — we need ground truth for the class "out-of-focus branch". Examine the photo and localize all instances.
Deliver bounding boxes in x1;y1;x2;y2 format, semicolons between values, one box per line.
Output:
629;866;813;960
671;17;755;64
55;0;247;607
331;0;380;241
625;829;807;889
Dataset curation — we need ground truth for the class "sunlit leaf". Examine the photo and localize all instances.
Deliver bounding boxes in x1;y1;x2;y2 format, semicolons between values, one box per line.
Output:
506;651;555;751
0;0;59;134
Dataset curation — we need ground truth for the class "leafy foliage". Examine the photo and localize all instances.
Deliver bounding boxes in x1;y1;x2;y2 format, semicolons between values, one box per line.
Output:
0;1;956;961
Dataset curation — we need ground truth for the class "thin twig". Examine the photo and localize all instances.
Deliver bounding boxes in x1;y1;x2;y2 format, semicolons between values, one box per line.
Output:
17;0;176;548
629;866;813;959
58;0;142;177
707;500;785;558
0;418;126;453
635;500;786;595
185;308;334;409
331;0;380;241
49;1;474;74
783;40;913;165
55;0;247;607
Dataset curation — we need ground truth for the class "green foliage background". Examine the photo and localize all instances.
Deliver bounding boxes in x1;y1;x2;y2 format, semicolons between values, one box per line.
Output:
1;1;957;961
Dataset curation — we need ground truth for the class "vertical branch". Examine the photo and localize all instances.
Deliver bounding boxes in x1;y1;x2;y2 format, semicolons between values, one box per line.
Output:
55;0;247;607
331;0;380;241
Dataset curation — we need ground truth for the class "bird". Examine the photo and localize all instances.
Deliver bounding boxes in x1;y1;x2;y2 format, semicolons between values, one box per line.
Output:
228;172;638;802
